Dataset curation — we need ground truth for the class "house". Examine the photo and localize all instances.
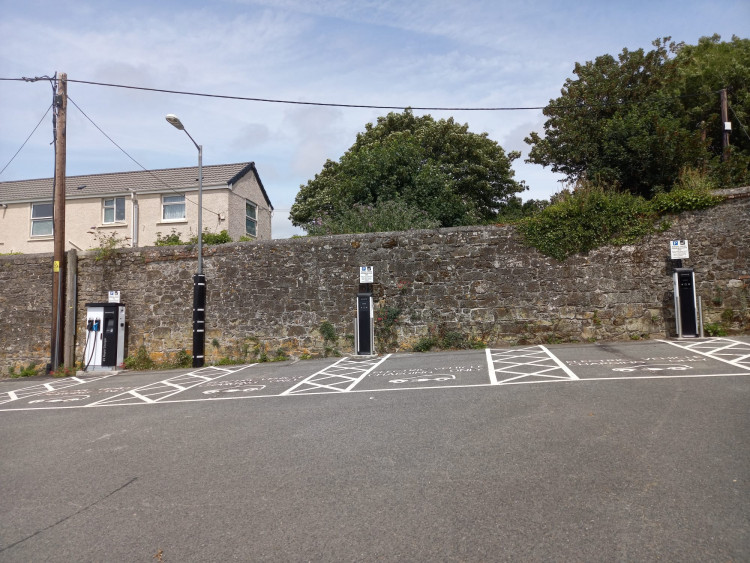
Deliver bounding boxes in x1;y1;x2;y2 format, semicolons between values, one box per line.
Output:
0;162;273;254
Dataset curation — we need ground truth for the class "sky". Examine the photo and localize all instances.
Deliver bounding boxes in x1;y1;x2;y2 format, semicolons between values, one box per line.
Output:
1;0;748;238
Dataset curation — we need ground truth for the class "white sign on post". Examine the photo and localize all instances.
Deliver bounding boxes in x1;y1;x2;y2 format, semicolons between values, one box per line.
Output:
360;266;373;283
670;240;689;259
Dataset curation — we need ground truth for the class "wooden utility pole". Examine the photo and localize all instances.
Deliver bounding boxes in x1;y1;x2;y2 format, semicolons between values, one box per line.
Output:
721;88;730;162
50;72;67;372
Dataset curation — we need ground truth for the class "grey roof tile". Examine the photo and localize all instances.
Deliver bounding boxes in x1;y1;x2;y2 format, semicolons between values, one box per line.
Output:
0;162;267;204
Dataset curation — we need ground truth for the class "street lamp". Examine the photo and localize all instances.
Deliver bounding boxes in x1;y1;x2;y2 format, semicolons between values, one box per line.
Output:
166;114;205;367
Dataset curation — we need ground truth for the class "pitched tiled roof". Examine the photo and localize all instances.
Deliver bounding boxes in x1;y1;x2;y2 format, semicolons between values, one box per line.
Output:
0;162;272;208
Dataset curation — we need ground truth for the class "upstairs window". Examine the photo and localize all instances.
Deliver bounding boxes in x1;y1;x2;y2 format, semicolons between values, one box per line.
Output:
162;194;186;221
246;200;257;237
31;202;54;237
103;197;125;223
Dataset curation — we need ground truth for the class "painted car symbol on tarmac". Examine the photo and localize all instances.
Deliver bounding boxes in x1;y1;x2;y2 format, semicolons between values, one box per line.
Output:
611;364;691;372
389;374;456;384
202;386;265;394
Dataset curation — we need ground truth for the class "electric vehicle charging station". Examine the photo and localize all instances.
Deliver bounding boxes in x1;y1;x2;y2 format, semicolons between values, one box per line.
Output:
84;303;126;370
673;268;699;338
355;266;374;356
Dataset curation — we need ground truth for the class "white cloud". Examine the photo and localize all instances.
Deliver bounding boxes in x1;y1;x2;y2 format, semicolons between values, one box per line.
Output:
2;0;748;231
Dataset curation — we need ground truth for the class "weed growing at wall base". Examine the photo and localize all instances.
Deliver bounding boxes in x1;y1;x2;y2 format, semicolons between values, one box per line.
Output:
413;325;485;352
7;363;41;378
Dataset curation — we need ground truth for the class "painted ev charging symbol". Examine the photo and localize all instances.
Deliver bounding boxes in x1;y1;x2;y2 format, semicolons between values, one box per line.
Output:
389;374;456;384
611;364;691;372
28;396;90;404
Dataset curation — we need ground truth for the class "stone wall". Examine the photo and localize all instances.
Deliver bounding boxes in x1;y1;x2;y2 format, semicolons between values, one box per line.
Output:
1;196;748;373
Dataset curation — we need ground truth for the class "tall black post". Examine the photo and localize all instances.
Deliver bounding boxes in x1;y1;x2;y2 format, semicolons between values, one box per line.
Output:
193;274;206;367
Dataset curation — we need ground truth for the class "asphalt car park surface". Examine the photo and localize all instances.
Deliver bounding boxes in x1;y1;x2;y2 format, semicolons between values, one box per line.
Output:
1;337;748;561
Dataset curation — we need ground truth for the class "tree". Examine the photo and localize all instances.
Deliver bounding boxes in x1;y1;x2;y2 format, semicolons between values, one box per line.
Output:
675;35;750;186
290;110;525;233
305;199;440;236
525;36;750;196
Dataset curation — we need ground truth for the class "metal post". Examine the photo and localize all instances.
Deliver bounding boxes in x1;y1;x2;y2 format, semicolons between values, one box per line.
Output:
698;296;704;338
165;114;206;367
197;144;203;274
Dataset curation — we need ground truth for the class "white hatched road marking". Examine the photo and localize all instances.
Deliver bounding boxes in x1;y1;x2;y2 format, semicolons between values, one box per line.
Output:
0;373;117;405
660;338;750;371
86;364;255;407
485;346;579;384
281;355;391;395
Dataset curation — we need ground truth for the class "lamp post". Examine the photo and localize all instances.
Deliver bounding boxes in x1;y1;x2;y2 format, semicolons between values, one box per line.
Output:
166;114;205;367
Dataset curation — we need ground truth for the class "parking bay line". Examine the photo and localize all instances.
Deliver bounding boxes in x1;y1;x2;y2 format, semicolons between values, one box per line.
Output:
659;338;750;371
0;373;117;405
3;370;749;412
281;355;392;395
85;364;255;407
485;346;579;385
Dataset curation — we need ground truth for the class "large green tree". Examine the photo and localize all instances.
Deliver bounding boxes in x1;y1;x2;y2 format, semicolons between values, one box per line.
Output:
525;36;750;196
675;35;750;186
290;110;525;232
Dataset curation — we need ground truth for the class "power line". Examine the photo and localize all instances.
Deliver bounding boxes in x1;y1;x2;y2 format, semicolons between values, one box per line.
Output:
67;96;221;218
8;75;727;113
0;103;52;177
1;75;730;114
729;104;750;142
65;78;546;111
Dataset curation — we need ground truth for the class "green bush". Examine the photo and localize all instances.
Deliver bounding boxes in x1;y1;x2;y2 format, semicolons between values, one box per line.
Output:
516;176;725;261
305;200;440;236
319;321;337;344
8;363;40;378
517;185;656;261
189;230;232;245
123;345;155;370
155;229;234;246
413;336;438;352
154;230;185;246
88;230;130;260
413;326;484;352
650;169;724;213
174;349;192;368
704;323;728;337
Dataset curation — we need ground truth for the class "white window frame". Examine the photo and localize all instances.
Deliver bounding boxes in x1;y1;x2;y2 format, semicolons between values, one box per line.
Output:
31;202;54;237
162;194;186;221
103;197;126;224
245;200;257;237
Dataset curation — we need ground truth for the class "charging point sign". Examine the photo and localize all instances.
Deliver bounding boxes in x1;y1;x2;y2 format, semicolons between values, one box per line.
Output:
670;240;689;259
360;266;373;283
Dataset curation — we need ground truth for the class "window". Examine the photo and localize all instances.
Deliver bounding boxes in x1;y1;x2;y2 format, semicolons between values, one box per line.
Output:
103;197;125;223
31;202;53;237
246;200;257;237
162;195;186;221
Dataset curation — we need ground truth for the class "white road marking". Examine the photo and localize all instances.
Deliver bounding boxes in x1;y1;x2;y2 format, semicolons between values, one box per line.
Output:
0;373;117;405
660;338;750;371
86;364;254;406
281;355;391;395
486;346;579;384
539;345;579;380
486;348;497;385
3;370;749;412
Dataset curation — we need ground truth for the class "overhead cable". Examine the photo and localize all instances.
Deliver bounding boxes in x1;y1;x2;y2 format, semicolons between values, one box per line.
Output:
65;78;545;111
0;104;53;177
67;96;221;217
